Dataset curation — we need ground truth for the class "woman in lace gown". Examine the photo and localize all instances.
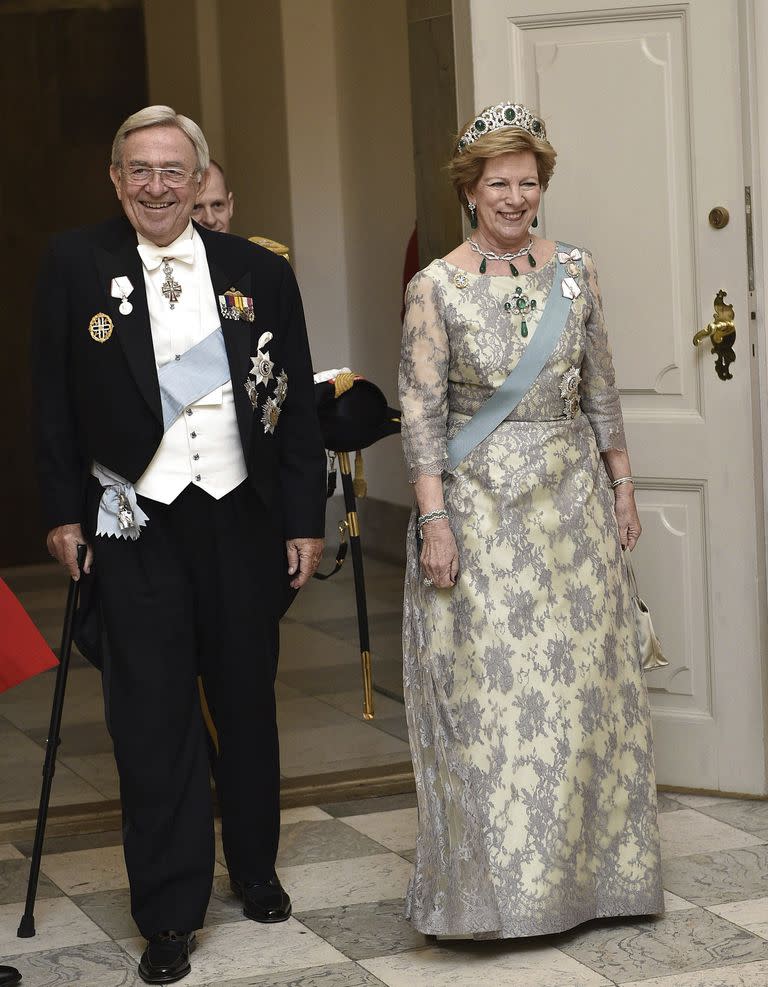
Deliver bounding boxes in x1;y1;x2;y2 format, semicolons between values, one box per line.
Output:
399;103;663;939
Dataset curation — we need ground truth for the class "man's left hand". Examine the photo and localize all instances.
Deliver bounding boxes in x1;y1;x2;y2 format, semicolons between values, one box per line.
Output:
286;537;325;589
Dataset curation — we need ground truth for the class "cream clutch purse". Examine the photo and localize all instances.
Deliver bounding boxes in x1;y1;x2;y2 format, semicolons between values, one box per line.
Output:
624;550;670;672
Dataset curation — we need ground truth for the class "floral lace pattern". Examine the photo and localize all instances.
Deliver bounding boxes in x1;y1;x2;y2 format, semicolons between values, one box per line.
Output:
399;248;662;938
398;248;626;482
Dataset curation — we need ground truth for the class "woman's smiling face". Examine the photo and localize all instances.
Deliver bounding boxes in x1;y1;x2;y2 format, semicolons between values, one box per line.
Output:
468;150;541;251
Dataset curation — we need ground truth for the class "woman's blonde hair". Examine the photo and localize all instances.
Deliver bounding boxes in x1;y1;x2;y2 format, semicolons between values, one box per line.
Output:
447;125;557;219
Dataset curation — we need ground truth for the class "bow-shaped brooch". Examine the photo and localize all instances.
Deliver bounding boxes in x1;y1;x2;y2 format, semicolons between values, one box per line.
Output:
559;247;583;299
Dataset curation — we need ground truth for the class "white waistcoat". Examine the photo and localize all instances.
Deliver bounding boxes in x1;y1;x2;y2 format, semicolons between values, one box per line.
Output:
133;225;247;504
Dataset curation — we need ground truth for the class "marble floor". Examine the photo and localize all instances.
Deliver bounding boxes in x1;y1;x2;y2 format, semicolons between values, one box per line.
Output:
0;556;410;813
4;792;768;984
7;561;768;984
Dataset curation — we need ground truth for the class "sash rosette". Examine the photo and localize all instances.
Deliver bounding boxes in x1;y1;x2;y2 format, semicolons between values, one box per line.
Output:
92;463;149;539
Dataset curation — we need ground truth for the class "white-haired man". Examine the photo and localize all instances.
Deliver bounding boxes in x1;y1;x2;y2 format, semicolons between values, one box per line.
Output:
33;106;326;984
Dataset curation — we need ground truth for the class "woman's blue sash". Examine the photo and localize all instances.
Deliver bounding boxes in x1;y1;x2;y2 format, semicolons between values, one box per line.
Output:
446;245;575;470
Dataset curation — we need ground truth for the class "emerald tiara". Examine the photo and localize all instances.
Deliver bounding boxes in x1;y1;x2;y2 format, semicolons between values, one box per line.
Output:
457;102;547;154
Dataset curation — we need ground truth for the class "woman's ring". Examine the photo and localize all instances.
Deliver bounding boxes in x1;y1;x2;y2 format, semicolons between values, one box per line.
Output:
423;577;433;587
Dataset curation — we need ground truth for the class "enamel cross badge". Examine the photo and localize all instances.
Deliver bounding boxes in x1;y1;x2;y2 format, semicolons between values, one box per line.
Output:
89;312;113;343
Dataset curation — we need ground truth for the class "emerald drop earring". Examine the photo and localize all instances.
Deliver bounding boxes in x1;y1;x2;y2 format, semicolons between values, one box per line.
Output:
468;202;478;229
531;215;539;229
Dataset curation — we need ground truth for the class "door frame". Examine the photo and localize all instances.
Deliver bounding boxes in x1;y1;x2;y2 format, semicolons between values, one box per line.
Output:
744;0;768;788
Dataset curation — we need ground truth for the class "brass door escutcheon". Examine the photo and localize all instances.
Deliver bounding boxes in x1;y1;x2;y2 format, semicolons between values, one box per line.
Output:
708;206;730;229
692;290;736;380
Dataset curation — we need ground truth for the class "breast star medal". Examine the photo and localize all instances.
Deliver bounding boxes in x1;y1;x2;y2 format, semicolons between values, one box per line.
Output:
560;366;582;419
250;330;274;385
274;370;288;405
89;312;113;343
250;351;274;386
244;331;275;404
244;378;258;409
261;396;281;434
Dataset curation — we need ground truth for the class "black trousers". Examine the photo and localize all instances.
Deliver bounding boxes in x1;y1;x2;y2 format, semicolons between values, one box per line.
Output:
91;480;285;937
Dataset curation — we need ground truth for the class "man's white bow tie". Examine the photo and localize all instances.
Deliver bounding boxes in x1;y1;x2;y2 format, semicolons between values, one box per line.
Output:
136;240;195;271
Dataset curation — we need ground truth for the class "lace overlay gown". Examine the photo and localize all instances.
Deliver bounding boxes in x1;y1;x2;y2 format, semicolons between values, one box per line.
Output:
399;250;663;938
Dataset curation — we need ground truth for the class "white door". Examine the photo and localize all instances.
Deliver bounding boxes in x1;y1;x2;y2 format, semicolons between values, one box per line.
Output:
461;0;765;793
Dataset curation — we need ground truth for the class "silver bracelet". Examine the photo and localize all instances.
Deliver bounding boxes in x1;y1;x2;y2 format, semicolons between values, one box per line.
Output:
611;475;634;489
417;509;449;532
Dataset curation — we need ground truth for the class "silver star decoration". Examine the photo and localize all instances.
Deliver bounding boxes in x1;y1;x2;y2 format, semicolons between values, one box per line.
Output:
250;349;274;387
261;396;281;434
274;370;288;405
244;378;258;408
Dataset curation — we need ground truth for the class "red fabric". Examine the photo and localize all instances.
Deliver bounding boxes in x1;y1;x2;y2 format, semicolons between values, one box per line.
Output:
0;577;58;693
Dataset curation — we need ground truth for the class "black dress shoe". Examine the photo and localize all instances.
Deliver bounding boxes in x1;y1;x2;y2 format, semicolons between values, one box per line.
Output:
138;931;196;985
230;875;292;922
0;967;21;986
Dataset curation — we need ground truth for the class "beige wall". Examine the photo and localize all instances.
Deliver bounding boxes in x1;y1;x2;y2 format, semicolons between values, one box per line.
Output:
142;0;417;510
335;1;416;507
143;0;294;247
407;0;462;268
218;0;293;246
143;0;202;121
280;0;351;372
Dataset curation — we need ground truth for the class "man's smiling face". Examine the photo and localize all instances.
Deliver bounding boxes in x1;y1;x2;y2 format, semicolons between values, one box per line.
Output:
109;125;204;246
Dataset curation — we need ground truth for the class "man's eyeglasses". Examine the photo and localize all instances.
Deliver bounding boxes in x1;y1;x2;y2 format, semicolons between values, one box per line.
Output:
121;166;198;188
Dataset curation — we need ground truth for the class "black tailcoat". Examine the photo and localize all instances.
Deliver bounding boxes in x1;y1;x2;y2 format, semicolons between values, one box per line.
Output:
30;216;327;935
33;215;326;538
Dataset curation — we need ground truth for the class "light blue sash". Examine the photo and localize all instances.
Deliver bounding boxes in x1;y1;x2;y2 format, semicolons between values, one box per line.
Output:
157;327;230;430
93;327;231;538
447;247;574;470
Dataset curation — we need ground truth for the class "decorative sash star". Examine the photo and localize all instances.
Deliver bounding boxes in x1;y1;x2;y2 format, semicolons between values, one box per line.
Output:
244;378;258;408
559;366;582;419
261;396;281;434
251;351;274;386
274;370;288;405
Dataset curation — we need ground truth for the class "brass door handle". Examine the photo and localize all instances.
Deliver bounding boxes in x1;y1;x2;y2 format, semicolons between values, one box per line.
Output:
692;290;736;380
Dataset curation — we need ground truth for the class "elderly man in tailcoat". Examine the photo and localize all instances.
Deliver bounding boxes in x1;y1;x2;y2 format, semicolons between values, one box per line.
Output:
33;105;326;984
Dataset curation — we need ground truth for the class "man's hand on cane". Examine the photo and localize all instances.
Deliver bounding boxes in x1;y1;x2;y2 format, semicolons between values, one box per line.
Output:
47;524;93;581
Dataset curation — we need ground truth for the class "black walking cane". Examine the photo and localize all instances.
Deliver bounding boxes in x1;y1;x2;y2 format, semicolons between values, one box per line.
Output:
17;543;87;939
336;451;375;720
312;374;401;719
